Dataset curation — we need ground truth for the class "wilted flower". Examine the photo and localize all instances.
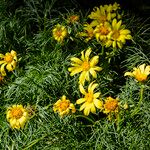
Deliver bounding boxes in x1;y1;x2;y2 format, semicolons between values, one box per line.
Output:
68;47;102;85
78;23;95;42
124;64;150;82
103;96;119;114
94;22;111;44
0;50;17;76
76;82;103;116
52;24;68;43
67;15;79;24
53;95;76;117
6;104;28;129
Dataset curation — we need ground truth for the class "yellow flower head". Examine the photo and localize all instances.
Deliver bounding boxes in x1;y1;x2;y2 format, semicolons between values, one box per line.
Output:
6;104;28;129
76;82;103;116
94;22;111;43
88;5;117;27
68;48;102;85
105;19;132;49
0;50;17;76
53;95;76;117
124;64;150;82
103;96;119;114
52;24;68;43
67;15;79;24
78;23;95;42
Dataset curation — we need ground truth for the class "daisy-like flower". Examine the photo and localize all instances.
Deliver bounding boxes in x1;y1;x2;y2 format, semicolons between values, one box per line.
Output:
6;104;28;129
0;50;17;76
68;47;102;85
52;24;68;43
94;22;111;44
78;23;95;42
76;82;103;116
124;64;150;82
105;19;132;49
88;5;117;27
67;15;79;24
103;96;119;114
53;95;76;117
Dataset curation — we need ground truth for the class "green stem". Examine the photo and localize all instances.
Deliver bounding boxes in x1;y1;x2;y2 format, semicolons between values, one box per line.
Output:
101;46;104;56
138;84;144;106
131;84;144;117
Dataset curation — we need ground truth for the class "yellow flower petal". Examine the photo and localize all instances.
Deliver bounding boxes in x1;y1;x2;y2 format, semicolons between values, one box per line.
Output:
79;84;86;95
90;56;99;67
70;57;83;64
76;98;86;104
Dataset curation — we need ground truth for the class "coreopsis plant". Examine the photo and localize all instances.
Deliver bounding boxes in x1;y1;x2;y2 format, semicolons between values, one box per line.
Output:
6;104;28;129
52;24;68;43
53;95;76;117
68;47;102;85
76;82;103;116
0;50;17;76
124;64;150;82
105;19;132;49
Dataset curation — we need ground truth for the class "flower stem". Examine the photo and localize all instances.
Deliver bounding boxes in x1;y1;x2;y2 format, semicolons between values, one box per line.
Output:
138;84;144;106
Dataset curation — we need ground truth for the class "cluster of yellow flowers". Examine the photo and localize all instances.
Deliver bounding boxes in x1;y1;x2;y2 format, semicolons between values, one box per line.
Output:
79;2;132;49
53;47;150;119
67;47;120;117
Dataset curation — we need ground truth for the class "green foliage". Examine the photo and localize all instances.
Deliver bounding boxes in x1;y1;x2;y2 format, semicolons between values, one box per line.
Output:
0;0;150;149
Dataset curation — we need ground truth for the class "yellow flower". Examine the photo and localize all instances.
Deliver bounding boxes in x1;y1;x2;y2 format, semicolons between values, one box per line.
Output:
103;96;119;114
78;23;95;42
6;104;28;129
0;50;17;76
76;82;103;116
88;5;117;27
105;19;132;49
68;48;102;85
94;22;111;43
67;15;79;24
53;95;76;117
124;64;150;82
52;24;68;43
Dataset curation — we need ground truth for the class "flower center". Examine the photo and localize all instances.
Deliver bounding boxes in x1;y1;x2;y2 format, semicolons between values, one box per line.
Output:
105;100;118;111
82;61;90;71
112;30;120;39
85;93;93;103
4;54;13;63
59;101;69;111
56;29;62;37
11;108;23;119
99;26;109;35
135;72;147;82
